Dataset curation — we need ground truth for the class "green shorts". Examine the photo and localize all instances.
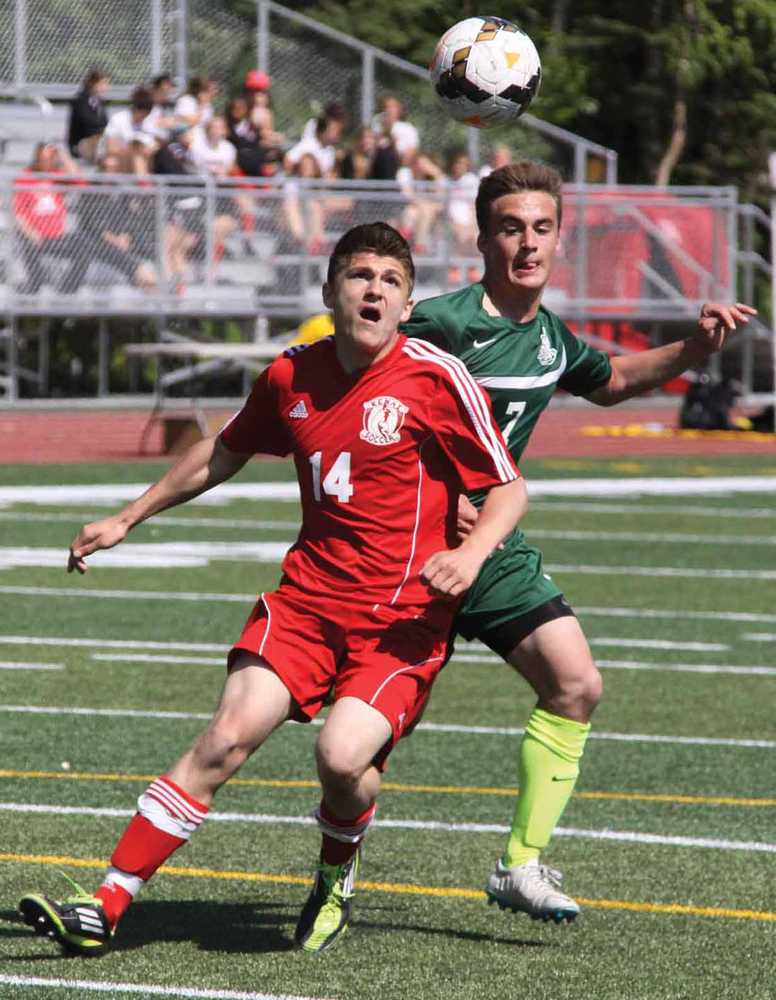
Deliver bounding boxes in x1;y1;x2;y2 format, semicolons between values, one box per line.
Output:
454;530;564;643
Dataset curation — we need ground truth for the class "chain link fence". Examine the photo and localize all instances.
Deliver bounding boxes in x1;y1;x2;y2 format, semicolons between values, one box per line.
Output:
1;1;617;181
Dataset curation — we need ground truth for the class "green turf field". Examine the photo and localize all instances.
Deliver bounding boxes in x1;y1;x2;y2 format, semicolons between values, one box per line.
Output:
1;454;775;1000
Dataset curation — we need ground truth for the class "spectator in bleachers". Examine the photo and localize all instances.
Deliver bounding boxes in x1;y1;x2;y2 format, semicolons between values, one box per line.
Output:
446;149;479;250
152;123;199;176
191;116;237;177
285;107;346;179
67;69;110;163
13;142;81;295
339;127;377;181
373;95;420;165
58;149;157;293
104;87;157;150
301;102;348;144
242;70;284;146
145;73;177;141
226;96;269;177
478;143;513;178
396;150;445;254
281;152;326;257
174;77;216;132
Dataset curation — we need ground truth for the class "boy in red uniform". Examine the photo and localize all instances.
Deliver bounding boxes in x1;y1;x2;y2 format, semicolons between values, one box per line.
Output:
19;223;525;955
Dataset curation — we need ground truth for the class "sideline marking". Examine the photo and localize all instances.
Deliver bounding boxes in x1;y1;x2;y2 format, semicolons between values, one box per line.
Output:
0;974;328;1000
531;528;776;547
0;635;226;652
3;475;776;506
591;639;728;652
2;704;775;748
578;606;776;625
4;802;776;854
0;661;63;671
596;659;776;676
92;653;224;666
3;770;775;809
531;500;776;520
0;511;300;531
3;853;775;922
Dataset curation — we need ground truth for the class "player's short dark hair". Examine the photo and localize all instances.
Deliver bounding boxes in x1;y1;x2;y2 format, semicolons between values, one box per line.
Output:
476;160;563;233
327;223;415;289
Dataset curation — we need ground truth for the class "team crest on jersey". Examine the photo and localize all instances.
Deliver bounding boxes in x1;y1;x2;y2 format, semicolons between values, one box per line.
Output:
360;395;409;446
537;326;558;366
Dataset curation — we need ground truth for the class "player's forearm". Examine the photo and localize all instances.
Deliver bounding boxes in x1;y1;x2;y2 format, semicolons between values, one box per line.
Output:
458;477;527;562
589;339;708;406
115;435;248;530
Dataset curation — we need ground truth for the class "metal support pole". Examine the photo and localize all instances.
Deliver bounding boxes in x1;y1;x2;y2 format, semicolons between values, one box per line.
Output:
14;0;28;93
151;0;163;75
8;315;18;403
361;48;375;127
771;195;776;430
174;0;188;89
574;141;587;185
467;127;481;172
257;0;270;74
38;319;49;397
98;319;109;397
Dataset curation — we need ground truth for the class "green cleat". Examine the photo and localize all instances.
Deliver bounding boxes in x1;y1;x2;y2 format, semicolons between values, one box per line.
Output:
19;876;112;957
294;851;360;954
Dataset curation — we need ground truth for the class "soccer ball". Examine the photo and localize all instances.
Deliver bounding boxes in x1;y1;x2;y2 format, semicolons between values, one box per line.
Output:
430;16;541;128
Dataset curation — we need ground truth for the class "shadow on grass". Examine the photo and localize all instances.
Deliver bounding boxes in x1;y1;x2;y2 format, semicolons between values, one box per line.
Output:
2;898;552;959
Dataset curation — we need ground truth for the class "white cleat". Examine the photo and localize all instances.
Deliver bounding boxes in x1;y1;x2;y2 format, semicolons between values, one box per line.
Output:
486;858;580;923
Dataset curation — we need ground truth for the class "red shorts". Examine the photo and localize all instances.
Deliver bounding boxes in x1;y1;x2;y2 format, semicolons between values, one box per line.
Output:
229;585;453;765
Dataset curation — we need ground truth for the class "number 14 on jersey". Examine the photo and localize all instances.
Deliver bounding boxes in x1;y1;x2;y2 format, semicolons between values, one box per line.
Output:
309;451;355;503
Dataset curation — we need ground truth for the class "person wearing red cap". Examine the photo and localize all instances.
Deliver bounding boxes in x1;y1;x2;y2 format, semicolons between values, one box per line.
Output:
242;69;283;146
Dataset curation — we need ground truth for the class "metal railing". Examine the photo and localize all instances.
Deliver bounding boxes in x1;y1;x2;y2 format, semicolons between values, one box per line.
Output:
0;173;739;319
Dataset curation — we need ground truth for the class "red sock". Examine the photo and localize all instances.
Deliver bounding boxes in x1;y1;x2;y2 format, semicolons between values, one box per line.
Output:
317;800;376;865
94;776;208;928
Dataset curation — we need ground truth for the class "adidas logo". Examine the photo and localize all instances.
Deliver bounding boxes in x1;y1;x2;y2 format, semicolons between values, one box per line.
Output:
289;400;308;419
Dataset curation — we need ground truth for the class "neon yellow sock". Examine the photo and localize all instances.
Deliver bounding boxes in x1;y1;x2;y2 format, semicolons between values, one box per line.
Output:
503;707;590;868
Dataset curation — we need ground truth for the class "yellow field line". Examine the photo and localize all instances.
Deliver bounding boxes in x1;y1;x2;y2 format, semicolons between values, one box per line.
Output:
3;852;775;922
1;768;774;809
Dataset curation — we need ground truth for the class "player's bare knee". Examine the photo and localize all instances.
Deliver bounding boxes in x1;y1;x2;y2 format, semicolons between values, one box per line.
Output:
194;719;254;776
315;737;368;791
553;664;602;719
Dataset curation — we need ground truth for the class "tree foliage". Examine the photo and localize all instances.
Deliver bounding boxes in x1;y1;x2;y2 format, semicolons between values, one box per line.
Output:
290;0;776;197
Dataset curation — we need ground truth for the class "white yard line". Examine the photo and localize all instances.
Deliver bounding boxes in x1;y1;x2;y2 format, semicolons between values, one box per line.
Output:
0;586;251;603
3;801;775;854
530;529;776;546
741;633;776;642
596;659;776;676
453;653;776;676
1;704;774;748
578;606;776;625
92;653;224;666
2;476;776;509
0;511;300;531
0;661;63;671
531;500;776;519
0;635;227;652
0;975;330;1000
590;639;729;651
549;564;776;581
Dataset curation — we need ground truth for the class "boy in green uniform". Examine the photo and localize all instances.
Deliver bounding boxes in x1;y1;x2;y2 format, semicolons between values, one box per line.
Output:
402;160;754;922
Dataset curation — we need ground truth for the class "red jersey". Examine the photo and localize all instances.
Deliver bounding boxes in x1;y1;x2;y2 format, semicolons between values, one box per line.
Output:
220;334;518;610
13;171;68;240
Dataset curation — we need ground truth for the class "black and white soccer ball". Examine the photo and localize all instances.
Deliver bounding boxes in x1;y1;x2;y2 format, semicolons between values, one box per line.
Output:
430;16;541;128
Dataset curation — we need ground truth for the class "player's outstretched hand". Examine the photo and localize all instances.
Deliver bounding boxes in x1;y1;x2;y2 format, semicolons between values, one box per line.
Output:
67;516;130;574
456;494;478;542
421;547;483;599
695;302;757;353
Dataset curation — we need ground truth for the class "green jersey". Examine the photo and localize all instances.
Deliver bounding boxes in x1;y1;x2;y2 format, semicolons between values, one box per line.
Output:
402;283;611;499
402;283;613;640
